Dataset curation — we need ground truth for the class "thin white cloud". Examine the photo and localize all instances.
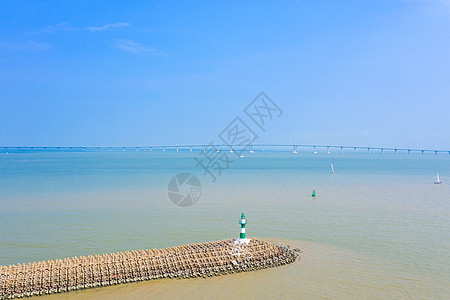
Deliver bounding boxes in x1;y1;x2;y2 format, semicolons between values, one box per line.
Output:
42;22;76;33
29;22;130;35
113;39;160;55
27;22;78;36
0;41;51;52
87;22;131;32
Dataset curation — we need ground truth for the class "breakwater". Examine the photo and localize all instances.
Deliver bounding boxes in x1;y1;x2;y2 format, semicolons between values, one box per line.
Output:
0;238;299;299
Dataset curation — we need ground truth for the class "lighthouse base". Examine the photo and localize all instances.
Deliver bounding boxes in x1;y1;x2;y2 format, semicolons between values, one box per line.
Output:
234;238;251;245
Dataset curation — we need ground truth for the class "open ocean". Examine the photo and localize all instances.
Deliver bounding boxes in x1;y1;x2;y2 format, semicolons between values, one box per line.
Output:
1;150;449;299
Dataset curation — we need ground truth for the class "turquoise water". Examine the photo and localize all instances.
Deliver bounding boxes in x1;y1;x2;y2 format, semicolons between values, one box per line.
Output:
1;151;449;295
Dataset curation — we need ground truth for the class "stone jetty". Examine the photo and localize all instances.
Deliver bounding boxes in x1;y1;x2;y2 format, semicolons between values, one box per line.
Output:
0;238;299;299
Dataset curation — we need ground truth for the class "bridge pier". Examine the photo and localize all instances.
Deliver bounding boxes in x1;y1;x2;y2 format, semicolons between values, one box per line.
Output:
2;144;449;156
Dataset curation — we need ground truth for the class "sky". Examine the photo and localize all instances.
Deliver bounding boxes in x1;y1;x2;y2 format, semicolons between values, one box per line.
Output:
0;0;449;149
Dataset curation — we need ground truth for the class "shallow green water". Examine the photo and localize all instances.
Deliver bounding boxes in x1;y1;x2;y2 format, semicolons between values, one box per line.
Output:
1;151;449;297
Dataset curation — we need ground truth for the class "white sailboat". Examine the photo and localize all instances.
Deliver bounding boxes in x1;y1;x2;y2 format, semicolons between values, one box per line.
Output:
331;163;335;174
292;134;298;154
435;172;442;184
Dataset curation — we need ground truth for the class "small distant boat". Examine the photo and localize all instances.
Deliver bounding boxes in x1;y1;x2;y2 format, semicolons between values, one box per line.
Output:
331;163;335;174
435;172;442;184
292;135;298;154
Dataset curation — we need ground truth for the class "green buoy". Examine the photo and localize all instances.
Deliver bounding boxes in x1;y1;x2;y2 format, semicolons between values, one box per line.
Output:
312;190;316;197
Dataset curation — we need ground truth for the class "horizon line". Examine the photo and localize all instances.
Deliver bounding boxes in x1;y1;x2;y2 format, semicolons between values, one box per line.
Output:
1;144;449;154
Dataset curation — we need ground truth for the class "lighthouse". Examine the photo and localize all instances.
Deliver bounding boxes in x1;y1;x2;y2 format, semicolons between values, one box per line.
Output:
236;213;251;245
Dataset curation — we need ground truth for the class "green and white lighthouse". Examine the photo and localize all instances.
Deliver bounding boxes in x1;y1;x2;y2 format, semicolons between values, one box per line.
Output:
239;213;247;239
236;213;251;245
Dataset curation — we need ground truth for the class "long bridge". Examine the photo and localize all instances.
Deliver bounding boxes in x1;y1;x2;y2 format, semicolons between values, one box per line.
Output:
1;144;449;155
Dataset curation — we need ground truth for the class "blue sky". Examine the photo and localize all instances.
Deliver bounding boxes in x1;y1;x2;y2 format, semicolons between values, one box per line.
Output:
1;0;449;149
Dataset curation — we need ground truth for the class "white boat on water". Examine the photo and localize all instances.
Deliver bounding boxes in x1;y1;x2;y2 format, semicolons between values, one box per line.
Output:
435;172;442;184
331;163;335;174
292;135;298;154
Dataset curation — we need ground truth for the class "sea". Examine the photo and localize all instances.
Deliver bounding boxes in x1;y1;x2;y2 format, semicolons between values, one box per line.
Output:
0;149;449;299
